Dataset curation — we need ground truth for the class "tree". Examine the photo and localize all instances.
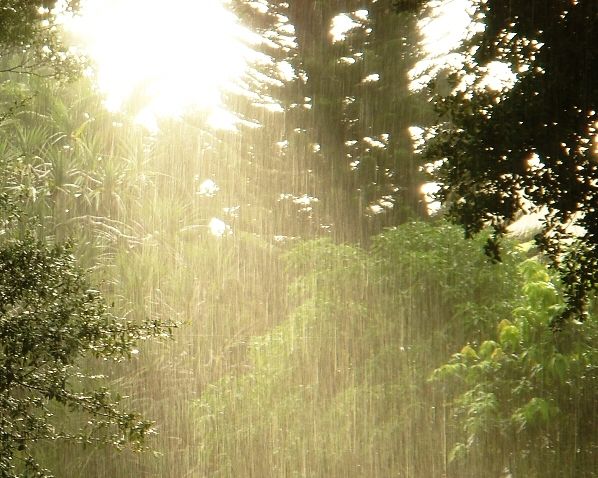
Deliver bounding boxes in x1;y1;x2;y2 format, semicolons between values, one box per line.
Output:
0;4;168;476
413;0;597;322
0;194;167;477
284;0;430;240
0;0;81;79
222;0;430;243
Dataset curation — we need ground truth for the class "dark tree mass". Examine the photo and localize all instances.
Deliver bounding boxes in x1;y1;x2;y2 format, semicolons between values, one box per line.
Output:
417;0;598;321
224;0;430;243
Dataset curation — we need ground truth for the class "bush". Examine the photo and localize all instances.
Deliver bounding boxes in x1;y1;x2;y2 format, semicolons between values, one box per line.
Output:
433;258;598;476
0;196;167;477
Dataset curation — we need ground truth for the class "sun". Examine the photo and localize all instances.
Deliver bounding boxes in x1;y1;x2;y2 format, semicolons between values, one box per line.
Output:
67;0;252;130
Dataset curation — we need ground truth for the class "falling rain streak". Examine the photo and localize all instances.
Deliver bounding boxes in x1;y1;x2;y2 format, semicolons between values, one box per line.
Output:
0;1;596;478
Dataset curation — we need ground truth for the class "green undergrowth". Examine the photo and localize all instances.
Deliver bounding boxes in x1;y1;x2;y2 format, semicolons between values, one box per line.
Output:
192;222;595;477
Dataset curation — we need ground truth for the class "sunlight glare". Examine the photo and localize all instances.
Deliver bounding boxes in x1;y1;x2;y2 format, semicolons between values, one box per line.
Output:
410;0;481;90
69;0;252;129
330;13;359;43
209;217;229;237
197;179;219;197
419;0;475;57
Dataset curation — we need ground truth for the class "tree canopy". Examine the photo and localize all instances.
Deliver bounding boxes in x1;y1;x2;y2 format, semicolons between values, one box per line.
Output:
213;0;430;243
0;202;161;477
0;3;166;476
0;0;81;78
413;0;597;322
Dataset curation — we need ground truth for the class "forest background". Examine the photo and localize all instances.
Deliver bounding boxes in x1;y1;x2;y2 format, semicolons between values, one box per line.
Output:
0;0;596;477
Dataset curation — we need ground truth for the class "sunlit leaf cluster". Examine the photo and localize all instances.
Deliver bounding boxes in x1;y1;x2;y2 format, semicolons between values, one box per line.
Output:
433;258;598;475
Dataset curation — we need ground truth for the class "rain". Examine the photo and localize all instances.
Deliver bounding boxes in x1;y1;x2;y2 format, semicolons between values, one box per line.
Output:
0;1;596;477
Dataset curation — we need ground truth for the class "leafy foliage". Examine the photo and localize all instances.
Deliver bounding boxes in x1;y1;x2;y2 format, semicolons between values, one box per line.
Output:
195;220;597;476
0;196;167;477
433;259;598;476
194;222;525;477
0;9;171;474
418;0;598;321
0;0;82;79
